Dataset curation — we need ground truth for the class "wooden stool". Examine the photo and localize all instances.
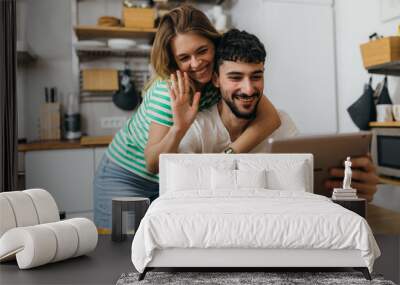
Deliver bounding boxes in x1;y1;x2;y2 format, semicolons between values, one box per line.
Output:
112;197;150;242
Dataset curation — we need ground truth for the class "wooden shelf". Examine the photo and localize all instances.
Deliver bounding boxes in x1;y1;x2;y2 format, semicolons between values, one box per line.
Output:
80;135;113;146
74;25;157;40
367;60;400;76
75;46;151;62
379;175;400;186
18;136;112;152
369;121;400;127
18;140;83;152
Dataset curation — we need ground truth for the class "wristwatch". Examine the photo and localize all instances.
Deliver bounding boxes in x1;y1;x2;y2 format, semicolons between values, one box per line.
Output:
224;147;235;154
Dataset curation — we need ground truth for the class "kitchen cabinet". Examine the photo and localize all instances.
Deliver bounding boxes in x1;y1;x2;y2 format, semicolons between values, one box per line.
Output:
94;147;107;171
25;149;94;220
24;145;109;220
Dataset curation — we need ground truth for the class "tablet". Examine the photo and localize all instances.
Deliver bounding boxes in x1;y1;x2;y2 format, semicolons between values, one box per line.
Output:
266;132;372;196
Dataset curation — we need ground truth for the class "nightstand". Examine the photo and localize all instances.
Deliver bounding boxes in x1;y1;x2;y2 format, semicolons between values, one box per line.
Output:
112;197;150;242
332;198;367;218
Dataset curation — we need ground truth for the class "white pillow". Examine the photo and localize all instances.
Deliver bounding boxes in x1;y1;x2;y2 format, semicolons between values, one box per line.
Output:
211;169;267;190
211;168;236;190
167;162;208;191
167;160;235;192
238;159;308;191
237;169;267;189
266;165;307;191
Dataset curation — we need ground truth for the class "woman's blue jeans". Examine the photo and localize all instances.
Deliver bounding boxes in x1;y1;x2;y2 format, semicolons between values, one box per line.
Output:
93;154;159;229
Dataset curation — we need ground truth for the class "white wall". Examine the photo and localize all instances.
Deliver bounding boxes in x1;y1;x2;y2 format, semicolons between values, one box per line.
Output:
23;0;74;141
229;0;338;134
335;0;400;132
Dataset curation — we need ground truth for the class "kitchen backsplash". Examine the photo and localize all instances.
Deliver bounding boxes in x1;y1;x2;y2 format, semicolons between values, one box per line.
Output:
81;100;134;137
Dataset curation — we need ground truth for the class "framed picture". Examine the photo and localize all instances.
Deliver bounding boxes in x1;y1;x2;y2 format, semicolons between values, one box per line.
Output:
380;0;400;22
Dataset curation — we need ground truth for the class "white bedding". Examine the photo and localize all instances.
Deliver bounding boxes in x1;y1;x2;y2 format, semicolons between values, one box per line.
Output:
131;190;380;273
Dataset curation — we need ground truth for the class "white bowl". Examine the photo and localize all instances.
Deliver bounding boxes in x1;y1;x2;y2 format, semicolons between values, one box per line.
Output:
108;39;137;49
74;40;107;48
137;44;151;51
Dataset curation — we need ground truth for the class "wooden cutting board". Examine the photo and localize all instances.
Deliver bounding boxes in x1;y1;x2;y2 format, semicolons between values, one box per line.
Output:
82;68;119;92
80;135;113;146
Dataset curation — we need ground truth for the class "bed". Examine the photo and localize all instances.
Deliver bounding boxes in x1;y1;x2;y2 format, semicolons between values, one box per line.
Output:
131;154;380;280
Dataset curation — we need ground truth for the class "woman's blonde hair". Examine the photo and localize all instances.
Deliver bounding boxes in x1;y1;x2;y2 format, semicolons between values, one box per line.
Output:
144;5;220;91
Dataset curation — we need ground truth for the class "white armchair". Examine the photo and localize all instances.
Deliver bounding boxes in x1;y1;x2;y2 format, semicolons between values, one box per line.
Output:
0;189;97;269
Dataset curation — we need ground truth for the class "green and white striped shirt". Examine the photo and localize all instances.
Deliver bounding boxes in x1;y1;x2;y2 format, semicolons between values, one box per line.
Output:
106;79;221;182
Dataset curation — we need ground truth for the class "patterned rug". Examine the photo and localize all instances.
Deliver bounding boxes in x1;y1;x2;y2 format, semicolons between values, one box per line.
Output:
116;271;396;285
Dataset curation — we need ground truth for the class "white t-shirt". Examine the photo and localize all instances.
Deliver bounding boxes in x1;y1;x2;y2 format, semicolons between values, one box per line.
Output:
179;104;299;153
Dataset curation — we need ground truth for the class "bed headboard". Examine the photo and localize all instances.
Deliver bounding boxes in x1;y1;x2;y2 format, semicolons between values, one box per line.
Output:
159;154;313;196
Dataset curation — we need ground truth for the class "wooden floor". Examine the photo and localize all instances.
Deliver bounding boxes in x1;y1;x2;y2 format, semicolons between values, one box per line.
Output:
367;204;400;235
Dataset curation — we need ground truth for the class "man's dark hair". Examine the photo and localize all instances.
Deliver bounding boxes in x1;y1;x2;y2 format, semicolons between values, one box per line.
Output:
215;29;267;72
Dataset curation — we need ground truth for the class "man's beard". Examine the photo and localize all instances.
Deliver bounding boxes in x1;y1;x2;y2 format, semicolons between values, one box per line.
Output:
222;92;261;120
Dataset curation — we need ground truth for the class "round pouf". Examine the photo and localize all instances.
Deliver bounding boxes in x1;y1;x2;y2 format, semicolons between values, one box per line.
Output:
111;197;150;242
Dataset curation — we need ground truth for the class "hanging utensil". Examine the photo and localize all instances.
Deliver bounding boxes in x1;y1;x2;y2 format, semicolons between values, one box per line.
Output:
112;68;141;111
347;77;376;130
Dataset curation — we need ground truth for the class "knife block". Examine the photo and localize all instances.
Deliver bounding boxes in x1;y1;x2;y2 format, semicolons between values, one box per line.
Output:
39;103;61;140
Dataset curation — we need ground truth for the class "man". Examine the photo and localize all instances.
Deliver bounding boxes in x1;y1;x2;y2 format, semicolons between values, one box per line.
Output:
179;29;379;201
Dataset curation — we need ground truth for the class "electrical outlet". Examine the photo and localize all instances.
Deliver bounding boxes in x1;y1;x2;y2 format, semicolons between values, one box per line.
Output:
100;116;127;129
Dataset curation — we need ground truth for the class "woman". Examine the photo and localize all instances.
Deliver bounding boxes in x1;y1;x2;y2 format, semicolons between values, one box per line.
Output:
93;5;281;230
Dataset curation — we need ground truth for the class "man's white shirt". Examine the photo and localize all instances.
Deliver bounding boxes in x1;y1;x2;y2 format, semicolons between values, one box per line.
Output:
178;104;299;153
